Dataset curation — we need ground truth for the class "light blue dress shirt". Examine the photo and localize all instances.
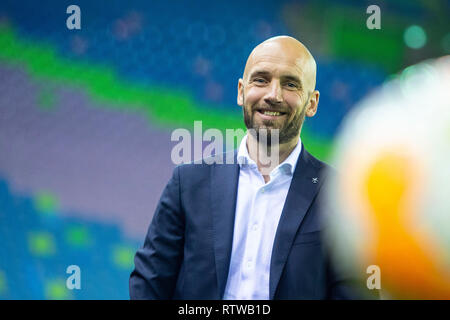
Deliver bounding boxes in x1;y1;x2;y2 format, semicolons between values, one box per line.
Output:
223;134;302;300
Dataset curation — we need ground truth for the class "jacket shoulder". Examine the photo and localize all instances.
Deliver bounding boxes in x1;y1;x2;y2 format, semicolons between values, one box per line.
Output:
173;150;238;183
175;150;237;170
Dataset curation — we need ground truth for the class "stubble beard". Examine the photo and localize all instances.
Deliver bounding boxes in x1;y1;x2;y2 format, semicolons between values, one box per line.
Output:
243;96;307;147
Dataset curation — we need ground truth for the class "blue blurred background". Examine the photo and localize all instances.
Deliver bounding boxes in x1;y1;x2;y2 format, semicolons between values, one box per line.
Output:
0;0;448;299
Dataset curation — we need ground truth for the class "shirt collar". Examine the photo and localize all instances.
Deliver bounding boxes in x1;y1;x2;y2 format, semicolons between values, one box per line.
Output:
237;133;302;176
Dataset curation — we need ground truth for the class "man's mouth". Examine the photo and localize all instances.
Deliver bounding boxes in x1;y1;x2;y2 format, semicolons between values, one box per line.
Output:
256;109;287;118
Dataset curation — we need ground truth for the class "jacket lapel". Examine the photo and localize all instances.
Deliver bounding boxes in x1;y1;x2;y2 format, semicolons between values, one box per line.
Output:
210;152;240;299
269;145;326;299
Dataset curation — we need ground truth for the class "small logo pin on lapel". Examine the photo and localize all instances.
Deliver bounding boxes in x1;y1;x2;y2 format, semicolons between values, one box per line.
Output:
312;177;318;184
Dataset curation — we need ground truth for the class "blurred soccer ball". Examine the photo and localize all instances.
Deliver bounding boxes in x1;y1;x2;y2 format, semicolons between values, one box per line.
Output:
324;56;450;299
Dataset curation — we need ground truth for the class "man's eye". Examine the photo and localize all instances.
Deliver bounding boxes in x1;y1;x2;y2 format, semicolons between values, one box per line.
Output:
286;82;297;88
254;78;266;84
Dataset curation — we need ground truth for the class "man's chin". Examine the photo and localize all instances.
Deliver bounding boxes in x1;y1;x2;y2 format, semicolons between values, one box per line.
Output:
247;126;282;142
252;123;283;132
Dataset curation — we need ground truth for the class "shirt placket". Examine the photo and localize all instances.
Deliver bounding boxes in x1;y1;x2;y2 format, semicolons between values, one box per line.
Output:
238;167;266;298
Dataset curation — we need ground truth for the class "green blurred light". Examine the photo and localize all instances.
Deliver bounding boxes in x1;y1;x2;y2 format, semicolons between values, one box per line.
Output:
34;191;59;215
28;232;56;257
65;225;92;248
404;25;427;49
45;279;72;300
112;245;135;270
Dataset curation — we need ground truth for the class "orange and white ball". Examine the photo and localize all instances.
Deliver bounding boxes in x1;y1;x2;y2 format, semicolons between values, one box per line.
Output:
324;57;450;299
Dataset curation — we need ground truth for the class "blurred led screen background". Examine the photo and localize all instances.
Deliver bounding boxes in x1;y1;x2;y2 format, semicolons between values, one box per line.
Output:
0;0;448;299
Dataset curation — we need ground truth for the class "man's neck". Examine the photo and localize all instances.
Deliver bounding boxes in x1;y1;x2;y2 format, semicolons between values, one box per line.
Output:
246;133;299;183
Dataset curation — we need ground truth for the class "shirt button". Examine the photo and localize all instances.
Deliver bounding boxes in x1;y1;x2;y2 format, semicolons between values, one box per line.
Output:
252;224;258;231
261;188;265;193
247;262;252;268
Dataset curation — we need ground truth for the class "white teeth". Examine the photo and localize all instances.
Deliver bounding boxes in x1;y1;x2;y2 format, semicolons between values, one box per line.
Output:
262;111;281;116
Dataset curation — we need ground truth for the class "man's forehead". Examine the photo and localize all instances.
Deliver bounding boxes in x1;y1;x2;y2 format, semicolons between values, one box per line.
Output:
244;40;313;79
251;42;304;61
246;55;305;78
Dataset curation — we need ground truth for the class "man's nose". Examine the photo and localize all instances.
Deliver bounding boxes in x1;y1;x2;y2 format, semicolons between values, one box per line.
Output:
264;80;283;104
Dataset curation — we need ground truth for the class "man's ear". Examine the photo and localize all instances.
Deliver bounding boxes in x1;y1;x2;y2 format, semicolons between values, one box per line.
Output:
237;79;244;106
306;90;320;117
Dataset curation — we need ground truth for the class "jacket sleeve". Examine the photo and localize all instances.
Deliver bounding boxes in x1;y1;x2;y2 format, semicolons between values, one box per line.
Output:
129;165;185;299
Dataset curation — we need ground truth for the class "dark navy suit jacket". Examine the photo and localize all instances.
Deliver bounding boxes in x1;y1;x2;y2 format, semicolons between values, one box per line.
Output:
130;145;368;299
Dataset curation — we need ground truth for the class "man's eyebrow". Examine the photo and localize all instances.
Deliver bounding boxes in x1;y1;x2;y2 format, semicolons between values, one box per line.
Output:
248;70;271;79
282;75;301;83
248;70;303;87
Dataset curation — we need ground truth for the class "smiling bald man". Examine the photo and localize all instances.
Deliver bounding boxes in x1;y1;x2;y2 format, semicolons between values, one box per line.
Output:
130;36;372;300
239;36;319;182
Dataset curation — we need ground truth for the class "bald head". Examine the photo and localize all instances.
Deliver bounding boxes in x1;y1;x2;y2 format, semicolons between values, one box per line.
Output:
237;35;320;148
243;36;317;93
